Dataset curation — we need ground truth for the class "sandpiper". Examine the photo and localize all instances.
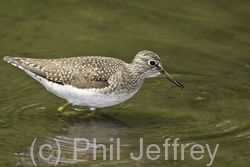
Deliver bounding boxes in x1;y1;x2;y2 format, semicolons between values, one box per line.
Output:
3;50;184;114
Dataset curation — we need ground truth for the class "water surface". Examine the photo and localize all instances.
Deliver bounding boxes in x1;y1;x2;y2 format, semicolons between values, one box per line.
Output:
0;0;250;166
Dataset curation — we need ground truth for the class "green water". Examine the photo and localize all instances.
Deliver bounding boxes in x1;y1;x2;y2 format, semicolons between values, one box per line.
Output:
0;0;250;166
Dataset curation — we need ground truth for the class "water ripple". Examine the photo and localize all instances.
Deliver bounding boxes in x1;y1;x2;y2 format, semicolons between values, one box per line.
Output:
224;126;238;132
236;132;250;138
215;121;231;127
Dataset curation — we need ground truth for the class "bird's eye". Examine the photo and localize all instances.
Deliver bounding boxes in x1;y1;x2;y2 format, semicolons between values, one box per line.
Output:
148;60;156;66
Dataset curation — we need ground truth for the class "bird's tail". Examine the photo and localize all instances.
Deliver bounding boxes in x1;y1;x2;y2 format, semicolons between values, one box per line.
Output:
3;56;46;78
3;56;23;67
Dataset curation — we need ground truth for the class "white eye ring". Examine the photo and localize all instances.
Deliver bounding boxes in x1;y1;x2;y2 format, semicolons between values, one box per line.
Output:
148;60;156;66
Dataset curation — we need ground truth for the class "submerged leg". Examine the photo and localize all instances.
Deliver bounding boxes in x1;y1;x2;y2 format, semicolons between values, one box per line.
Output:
58;102;70;113
58;105;104;120
86;108;104;126
87;107;104;119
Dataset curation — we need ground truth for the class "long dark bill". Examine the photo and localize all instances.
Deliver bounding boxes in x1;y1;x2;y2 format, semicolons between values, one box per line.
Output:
160;70;184;89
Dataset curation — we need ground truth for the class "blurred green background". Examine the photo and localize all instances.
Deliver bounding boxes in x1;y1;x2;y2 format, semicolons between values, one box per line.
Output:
0;0;250;166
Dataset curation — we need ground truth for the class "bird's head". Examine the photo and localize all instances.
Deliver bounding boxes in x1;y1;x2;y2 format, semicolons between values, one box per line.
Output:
132;50;184;89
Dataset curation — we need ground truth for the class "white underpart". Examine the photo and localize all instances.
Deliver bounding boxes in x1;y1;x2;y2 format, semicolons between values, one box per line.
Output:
18;66;136;108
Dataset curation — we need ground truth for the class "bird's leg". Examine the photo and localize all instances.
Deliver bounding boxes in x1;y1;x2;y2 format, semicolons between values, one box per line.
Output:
85;108;104;126
86;108;104;119
58;104;105;120
58;103;87;117
58;102;71;113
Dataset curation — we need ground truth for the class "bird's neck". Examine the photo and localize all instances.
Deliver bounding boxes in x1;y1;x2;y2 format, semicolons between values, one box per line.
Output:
123;64;146;86
108;63;146;94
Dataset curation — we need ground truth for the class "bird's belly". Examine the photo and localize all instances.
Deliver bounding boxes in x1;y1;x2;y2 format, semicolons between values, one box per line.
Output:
48;83;134;108
26;70;136;108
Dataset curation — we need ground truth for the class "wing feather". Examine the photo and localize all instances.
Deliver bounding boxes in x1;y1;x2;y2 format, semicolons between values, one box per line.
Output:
3;56;125;89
